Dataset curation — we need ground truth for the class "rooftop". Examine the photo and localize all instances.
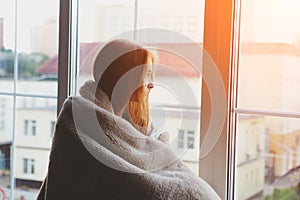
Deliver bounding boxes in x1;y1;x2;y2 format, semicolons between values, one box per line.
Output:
35;42;202;78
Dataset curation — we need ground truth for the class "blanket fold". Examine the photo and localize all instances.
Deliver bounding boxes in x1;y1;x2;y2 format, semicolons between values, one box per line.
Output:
37;80;220;200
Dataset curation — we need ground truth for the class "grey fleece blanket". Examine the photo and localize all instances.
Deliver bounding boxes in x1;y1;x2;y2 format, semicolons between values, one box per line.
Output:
37;80;220;200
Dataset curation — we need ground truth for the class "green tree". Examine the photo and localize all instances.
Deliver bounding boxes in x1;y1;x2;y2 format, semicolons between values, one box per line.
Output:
0;48;49;77
265;188;299;200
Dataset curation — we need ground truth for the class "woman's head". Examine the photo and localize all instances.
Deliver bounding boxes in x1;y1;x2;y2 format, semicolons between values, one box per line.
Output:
93;39;156;134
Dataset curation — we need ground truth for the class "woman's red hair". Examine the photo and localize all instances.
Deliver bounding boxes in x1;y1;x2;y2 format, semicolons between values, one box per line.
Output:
93;39;155;135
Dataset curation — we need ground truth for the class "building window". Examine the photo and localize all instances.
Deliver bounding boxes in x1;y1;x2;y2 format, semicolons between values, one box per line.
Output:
23;158;35;174
50;121;55;137
178;129;195;149
0;101;5;130
0;98;5;109
187;131;195;149
0;120;4;131
24;120;36;136
178;130;184;148
0;151;4;169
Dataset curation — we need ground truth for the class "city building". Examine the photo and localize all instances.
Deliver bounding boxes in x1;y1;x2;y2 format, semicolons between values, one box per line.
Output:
268;126;300;178
81;1;204;43
0;95;13;175
15;104;55;189
236;116;266;200
30;18;58;58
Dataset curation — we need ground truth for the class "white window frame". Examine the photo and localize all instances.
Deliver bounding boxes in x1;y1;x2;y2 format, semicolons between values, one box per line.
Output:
57;0;79;113
58;0;237;199
23;158;35;175
199;0;239;198
24;120;36;136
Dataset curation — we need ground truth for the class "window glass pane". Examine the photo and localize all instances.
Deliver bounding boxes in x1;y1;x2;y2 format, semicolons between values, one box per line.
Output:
76;0;204;176
23;159;28;174
0;0;59;198
188;136;194;149
24;120;28;135
178;129;184;148
15;97;56;197
235;114;300;199
16;0;59;96
77;0;135;86
238;0;300;112
50;121;55;137
0;1;15;93
236;0;300;199
138;0;204;43
138;0;204;175
23;120;37;136
31;121;36;136
0;95;12;196
31;159;35;174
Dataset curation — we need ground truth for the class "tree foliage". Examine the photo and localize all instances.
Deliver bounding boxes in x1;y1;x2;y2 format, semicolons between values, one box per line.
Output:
0;48;49;77
265;188;300;200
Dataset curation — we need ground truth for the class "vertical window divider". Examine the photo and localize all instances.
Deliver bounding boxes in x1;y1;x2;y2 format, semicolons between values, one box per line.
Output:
10;0;18;198
227;0;242;199
70;0;79;96
57;0;79;113
57;0;71;112
199;0;235;199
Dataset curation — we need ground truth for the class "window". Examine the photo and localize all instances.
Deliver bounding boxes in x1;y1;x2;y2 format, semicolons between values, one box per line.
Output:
0;120;4;130
24;120;28;135
3;0;300;199
178;129;184;148
24;120;36;136
0;99;5;130
0;0;59;198
77;0;203;177
178;129;195;149
0;151;4;169
50;121;55;137
187;135;194;149
23;158;35;175
234;0;300;199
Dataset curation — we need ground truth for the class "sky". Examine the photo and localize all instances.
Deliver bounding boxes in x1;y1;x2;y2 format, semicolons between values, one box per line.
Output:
0;0;203;52
1;0;300;52
0;0;59;52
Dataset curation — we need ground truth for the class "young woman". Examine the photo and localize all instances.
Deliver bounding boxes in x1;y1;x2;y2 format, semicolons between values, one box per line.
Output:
37;38;220;200
92;38;156;135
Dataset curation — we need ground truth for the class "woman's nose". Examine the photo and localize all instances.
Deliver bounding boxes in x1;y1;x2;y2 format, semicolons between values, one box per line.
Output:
147;83;154;89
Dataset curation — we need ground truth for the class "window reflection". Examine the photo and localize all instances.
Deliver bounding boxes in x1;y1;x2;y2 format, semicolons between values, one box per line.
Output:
236;0;300;199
